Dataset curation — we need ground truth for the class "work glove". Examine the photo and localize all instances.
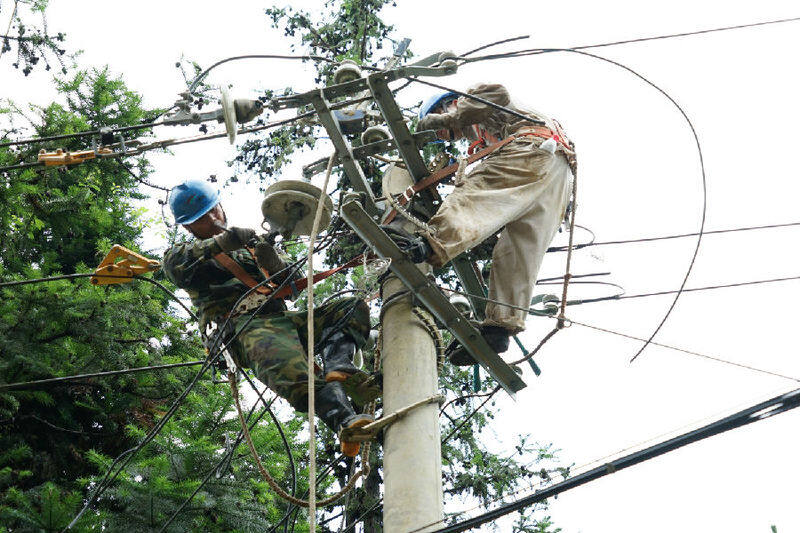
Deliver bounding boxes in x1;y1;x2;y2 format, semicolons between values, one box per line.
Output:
213;226;255;252
253;240;302;285
253;241;287;274
417;113;451;132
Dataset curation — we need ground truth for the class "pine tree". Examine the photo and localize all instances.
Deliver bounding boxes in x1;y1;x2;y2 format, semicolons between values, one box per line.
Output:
0;65;304;533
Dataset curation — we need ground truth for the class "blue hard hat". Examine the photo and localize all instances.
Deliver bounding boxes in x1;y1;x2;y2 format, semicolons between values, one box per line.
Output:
169;180;220;224
418;91;458;119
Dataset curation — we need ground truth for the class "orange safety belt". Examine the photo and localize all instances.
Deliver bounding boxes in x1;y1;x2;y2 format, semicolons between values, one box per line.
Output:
272;254;364;299
214;250;365;299
384;134;518;225
384;124;574;225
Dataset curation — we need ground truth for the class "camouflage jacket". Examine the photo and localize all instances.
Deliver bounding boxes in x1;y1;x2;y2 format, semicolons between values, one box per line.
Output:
162;237;286;327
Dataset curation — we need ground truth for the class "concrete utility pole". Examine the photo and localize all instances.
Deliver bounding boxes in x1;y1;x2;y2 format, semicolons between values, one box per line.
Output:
380;266;444;532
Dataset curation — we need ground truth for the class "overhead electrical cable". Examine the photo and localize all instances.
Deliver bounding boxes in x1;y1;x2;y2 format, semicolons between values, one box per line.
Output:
548;220;800;252
0;120;167;149
568;274;800;305
187;53;382;93
460;16;800;64
460;35;530;57
439;287;800;383
0;361;205;391
0;94;375;173
423;387;800;533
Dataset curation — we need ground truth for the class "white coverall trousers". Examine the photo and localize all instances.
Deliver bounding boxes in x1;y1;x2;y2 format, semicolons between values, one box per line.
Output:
426;136;573;334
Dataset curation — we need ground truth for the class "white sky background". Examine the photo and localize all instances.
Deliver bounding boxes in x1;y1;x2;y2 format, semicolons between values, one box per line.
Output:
4;1;800;531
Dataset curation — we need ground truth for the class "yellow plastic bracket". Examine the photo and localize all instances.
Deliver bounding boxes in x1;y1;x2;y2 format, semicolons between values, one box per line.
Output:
37;148;111;167
91;244;161;285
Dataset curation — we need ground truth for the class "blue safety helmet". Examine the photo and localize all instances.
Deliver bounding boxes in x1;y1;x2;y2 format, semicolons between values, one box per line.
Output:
418;91;458;119
169;179;220;224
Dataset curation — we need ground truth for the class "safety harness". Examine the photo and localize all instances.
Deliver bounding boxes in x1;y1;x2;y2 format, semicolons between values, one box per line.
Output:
214;118;576;304
384;122;576;225
214;249;365;317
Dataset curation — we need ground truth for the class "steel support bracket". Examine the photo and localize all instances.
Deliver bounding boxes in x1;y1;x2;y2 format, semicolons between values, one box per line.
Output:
340;394;444;443
308;89;380;216
341;199;526;397
302;130;436;179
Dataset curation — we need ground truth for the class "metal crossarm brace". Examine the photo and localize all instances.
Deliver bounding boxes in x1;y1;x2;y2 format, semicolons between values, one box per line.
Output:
367;71;438;218
308;89;380;216
302;131;436;178
341;199;526;397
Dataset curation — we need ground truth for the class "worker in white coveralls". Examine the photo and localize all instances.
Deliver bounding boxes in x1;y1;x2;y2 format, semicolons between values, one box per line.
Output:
387;84;576;365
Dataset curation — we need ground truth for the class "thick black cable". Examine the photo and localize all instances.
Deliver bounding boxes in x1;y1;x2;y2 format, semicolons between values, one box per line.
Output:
547;221;800;252
460;35;530;57
426;387;800;533
544;49;708;363
461;16;800;64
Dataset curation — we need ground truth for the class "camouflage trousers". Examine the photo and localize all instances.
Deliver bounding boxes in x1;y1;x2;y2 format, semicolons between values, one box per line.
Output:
228;297;370;412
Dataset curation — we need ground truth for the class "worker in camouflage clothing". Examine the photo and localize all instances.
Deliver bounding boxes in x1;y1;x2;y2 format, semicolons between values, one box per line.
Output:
163;180;377;457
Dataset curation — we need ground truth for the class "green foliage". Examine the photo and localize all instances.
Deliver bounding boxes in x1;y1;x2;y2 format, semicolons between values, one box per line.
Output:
0;0;68;76
0;58;306;532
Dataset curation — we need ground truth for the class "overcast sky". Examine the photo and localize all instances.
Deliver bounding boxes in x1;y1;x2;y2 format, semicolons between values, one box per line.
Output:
5;1;800;532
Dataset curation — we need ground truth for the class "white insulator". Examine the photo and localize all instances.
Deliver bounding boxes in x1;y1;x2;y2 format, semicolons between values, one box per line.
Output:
364;328;380;351
261;180;333;236
220;86;237;145
449;294;472;317
333;60;363;85
361;125;390;145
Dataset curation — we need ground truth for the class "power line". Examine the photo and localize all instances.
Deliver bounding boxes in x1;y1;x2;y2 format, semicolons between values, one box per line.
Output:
440;287;800;383
548;221;800;252
0;120;166;149
565;317;800;383
569;274;800;305
0;361;205;391
460;35;530;58
461;16;800;64
425;387;800;533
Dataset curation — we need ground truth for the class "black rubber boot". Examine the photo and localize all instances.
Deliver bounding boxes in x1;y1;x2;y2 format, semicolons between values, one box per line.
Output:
447;325;511;366
380;225;433;264
316;381;374;457
321;329;382;405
